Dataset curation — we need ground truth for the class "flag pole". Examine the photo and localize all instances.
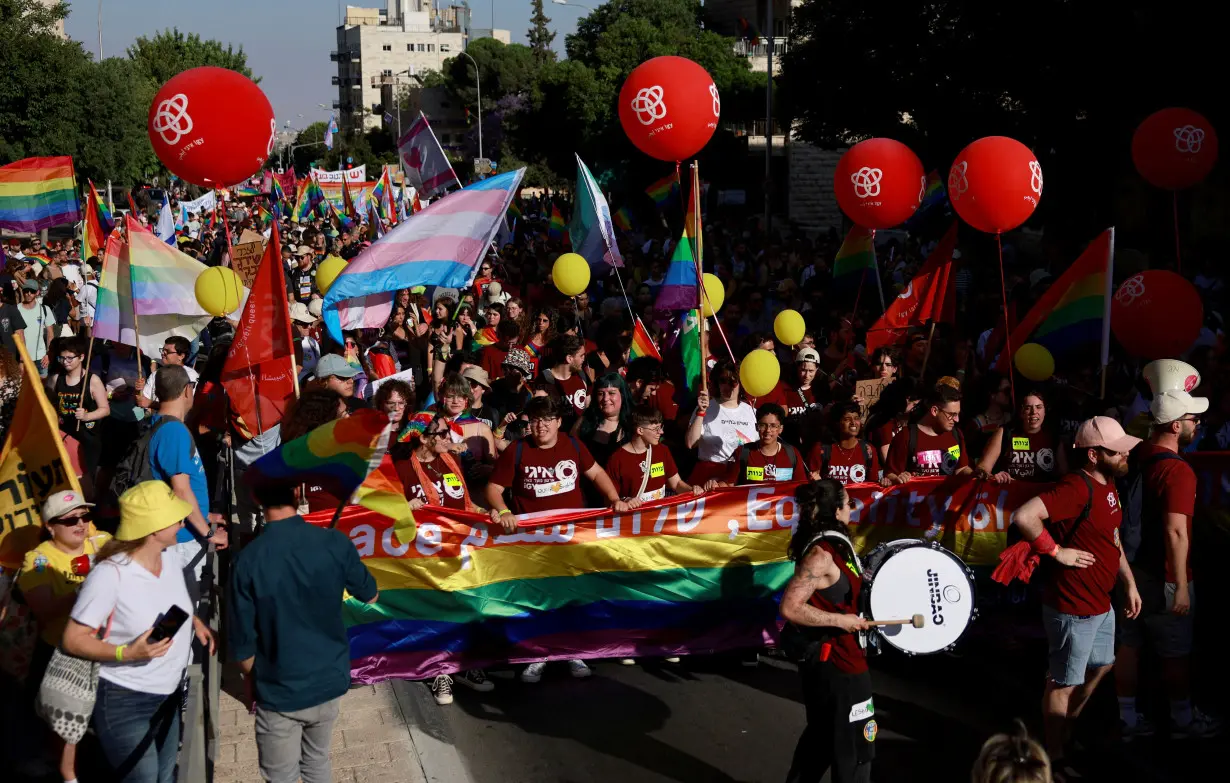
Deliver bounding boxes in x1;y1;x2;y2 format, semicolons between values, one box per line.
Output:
79;336;96;407
1100;227;1116;400
691;162;709;397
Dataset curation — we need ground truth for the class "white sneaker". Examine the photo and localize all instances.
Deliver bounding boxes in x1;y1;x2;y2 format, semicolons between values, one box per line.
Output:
620;658;637;666
664;656;681;663
1173;707;1223;740
521;661;547;683
1120;714;1156;742
568;659;592;678
456;669;495;692
431;674;453;705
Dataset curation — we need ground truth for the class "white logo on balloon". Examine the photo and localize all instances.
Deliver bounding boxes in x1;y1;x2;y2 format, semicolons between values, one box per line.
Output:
1174;125;1205;153
631;86;667;126
152;94;193;145
1028;160;1043;196
948;161;968;201
709;83;721;117
850;167;883;198
918;175;927;204
1116;274;1146;306
266;119;277;157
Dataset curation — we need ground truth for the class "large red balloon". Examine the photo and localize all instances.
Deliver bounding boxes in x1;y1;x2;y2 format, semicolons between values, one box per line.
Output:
948;136;1042;234
148;67;275;187
618;56;720;162
1111;270;1203;359
1131;108;1219;190
834;138;925;229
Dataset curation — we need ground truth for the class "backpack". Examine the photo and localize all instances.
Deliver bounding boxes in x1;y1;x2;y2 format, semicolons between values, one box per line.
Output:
108;416;195;501
1119;450;1186;564
818;440;877;483
737;443;799;483
906;423;966;475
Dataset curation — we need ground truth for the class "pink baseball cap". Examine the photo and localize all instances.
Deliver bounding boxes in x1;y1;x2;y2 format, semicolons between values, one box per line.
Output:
1074;416;1141;453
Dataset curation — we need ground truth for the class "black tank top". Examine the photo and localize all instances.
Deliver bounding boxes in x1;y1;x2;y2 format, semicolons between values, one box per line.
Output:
54;372;99;437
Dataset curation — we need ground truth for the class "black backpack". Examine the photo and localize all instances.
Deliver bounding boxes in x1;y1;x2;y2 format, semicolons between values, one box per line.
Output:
737;443;800;483
109;416;195;501
906;423;967;475
817;440;877;483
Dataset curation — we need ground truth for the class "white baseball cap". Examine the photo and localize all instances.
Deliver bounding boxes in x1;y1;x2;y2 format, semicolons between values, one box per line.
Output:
1151;391;1209;425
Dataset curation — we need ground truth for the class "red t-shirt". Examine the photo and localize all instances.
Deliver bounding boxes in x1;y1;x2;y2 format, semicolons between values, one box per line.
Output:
1139;444;1197;583
885;426;968;477
753;381;790;409
489;437;597;514
394;455;469;511
804;541;868;675
654;380;679;421
1038;472;1124;616
998;429;1060;482
727;444;807;484
552;372;589;418
606;445;679;502
782;385;818;419
480;344;510;379
871;420;905;451
808;441;881;486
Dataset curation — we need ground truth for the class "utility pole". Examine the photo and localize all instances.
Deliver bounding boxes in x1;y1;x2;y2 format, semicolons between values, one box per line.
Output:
764;0;774;234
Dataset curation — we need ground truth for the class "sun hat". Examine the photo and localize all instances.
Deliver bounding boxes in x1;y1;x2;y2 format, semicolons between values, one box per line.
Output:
461;366;491;389
116;481;193;541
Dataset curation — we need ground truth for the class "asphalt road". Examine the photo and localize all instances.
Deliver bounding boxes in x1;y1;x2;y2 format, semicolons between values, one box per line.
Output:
421;639;1224;783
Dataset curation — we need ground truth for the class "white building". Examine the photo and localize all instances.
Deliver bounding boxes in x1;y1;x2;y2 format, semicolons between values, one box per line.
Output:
469;28;512;45
333;1;468;132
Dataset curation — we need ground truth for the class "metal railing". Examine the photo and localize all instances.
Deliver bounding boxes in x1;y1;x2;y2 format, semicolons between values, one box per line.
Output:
733;37;789;58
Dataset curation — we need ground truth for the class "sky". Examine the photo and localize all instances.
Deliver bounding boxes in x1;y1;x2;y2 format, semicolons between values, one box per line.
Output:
63;1;583;128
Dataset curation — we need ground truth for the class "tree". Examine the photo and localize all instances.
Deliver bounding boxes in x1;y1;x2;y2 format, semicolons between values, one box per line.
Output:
442;38;537;114
127;28;256;88
527;0;556;65
291;122;329;173
74;58;161;185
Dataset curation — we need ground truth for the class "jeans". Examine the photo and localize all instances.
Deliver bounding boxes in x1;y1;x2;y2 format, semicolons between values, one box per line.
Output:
254;697;340;783
93;678;183;783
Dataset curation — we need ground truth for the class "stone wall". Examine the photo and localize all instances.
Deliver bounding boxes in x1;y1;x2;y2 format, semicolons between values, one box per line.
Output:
788;136;846;235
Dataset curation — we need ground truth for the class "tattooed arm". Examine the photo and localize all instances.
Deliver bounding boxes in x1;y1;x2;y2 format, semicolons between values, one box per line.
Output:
779;546;871;633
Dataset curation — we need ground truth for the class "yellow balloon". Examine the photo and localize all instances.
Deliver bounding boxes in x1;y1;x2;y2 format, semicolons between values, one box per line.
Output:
552;252;591;297
740;349;780;398
700;272;725;318
316;255;348;296
773;309;806;347
194;266;244;317
1014;343;1055;382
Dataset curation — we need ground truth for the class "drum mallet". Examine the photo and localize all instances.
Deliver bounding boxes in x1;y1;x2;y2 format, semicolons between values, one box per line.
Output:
867;614;925;628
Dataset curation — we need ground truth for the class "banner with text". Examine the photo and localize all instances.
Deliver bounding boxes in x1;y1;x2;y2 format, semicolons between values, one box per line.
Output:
311;166;367;184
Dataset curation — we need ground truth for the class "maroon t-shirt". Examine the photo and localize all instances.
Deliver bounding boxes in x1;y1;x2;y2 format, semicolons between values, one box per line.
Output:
606;445;679;502
727;444;807;484
782;385;818;419
553;372;589;418
394;455;469;511
885;426;968;477
480;344;510;379
489;437;597;514
998;429;1060;482
808;441;881;486
1038;472;1124;616
1139;444;1197;583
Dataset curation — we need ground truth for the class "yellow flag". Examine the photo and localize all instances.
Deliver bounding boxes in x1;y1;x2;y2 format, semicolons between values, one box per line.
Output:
0;339;84;567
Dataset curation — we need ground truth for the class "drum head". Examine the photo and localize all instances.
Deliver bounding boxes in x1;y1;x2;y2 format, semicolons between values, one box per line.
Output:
866;543;974;655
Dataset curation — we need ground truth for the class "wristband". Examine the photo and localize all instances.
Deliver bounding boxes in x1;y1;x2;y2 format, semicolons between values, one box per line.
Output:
115;644;127;662
499;509;514;517
1030;530;1059;557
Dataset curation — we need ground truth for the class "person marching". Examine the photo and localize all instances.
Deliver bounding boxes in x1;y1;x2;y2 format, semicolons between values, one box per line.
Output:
976;388;1066;483
686;360;758;486
606;407;702;504
1008;417;1143;776
884;383;973;484
779;480;875;783
809;401;882;487
1115;360;1221;740
727;403;807;485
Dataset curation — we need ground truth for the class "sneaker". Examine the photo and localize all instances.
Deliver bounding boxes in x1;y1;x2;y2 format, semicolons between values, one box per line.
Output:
1173;707;1223;740
1120;714;1157;742
521;661;547;683
431;675;453;705
456;669;495;692
620;658;637;666
741;652;760;668
664;656;681;663
568;659;592;678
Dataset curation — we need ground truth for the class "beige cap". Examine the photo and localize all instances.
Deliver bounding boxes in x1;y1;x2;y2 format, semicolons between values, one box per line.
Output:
795;347;820;365
41;490;94;523
1074;416;1142;453
461;365;491;389
288;301;315;324
308;298;323;318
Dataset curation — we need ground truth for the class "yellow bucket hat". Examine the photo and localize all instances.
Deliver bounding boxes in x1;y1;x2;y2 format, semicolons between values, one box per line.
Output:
116;481;193;541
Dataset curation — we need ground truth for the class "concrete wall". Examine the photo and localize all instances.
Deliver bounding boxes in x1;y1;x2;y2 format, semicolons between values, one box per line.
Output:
788;133;846;234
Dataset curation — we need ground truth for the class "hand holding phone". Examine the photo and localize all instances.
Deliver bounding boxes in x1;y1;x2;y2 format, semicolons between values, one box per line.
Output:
147;605;189;643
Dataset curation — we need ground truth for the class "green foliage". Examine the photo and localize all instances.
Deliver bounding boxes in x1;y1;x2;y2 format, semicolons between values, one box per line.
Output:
126;27;256;88
527;0;556;65
442;38;537;113
74;58;161;185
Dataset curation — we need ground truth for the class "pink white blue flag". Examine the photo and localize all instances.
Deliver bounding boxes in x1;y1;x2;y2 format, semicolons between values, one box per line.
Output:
397;112;460;197
322;168;526;343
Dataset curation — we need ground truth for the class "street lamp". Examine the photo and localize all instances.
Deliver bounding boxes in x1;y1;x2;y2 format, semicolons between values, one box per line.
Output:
551;0;592;10
457;51;483;162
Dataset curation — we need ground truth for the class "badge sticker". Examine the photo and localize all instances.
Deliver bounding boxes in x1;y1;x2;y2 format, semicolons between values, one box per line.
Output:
1012;437;1030;451
849;698;875;722
863;719;878;742
745;466;765;481
774;467;794;481
649;462;665;478
946;444;961;459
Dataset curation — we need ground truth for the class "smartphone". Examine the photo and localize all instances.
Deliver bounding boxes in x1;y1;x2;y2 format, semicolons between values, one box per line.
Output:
147;605;189;643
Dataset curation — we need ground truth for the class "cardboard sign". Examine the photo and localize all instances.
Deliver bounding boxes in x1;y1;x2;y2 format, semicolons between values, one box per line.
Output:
229;229;266;287
855;377;889;420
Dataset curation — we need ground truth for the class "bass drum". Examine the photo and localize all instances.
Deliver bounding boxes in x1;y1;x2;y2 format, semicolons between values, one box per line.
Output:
862;540;976;656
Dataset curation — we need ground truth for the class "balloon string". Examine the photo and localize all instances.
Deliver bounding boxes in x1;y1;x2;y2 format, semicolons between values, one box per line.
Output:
1173;190;1182;273
997;233;1016;411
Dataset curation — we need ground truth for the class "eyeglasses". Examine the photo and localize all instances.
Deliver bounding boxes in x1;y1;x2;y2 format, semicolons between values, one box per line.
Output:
639;423;664;432
384;400;407;409
529;416;559;425
426;428;451;438
937;409;959;420
756;422;783;431
57;355;80;363
159;348;181;356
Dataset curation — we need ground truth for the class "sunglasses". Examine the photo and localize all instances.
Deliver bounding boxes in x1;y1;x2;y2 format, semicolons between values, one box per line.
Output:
51;515;89;526
426;428;451;438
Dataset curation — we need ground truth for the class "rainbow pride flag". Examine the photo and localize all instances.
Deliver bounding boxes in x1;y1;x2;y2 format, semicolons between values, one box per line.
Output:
655;169;703;311
23;252;53;268
833;226;876;280
0;156;80;232
613;206;634;233
507;199;522;220
548;202;566;241
645;173;678;209
248;408;390;500
995;229;1114;372
628;316;661;361
83;180;114;261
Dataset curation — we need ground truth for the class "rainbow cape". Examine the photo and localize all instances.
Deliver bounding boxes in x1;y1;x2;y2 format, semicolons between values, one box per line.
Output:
0;156;80;232
645;173;677;209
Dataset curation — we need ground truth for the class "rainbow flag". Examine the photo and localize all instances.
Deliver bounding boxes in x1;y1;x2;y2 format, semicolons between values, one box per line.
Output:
995;229;1114;372
507;199;522;220
82;180;114;260
645;173;678;209
0;156;80;232
23;252;53;268
294;179;328;222
548;202;566;241
270;176;288;207
371;169;392;221
655;169;702;311
474;326;498;346
256;203;273;227
232;185;261;198
628;317;661;361
832;226;876;280
613;206;634;233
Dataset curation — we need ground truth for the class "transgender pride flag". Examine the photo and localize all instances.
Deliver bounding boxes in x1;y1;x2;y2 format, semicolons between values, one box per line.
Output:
323;168;526;344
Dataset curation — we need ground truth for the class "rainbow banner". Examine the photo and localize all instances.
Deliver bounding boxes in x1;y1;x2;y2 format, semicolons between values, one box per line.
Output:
308;476;1037;683
645;173;677;209
0;156;80;232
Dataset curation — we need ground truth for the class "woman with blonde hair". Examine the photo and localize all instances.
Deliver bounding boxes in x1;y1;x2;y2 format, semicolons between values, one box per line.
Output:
970;721;1051;783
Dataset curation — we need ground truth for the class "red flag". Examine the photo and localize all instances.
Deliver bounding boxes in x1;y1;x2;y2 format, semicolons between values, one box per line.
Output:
221;223;297;436
865;223;959;355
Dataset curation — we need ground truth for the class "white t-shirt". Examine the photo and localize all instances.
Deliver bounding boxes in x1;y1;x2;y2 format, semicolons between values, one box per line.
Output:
695;401;758;463
19;302;55;361
141;365;200;402
70;551;194;695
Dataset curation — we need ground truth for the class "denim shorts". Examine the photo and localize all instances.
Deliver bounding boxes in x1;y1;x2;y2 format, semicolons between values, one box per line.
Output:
1042;605;1115;687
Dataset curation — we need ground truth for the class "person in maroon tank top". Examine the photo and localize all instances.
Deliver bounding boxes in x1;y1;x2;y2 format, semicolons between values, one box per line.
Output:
780;480;875;783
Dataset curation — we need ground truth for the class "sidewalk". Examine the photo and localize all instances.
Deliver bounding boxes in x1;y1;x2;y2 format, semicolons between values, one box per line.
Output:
214;675;430;783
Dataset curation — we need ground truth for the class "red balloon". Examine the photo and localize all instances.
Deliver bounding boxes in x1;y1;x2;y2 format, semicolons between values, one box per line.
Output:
1111;270;1204;359
833;138;925;229
1132;108;1218;190
148;67;275;187
618;56;720;162
948;136;1042;234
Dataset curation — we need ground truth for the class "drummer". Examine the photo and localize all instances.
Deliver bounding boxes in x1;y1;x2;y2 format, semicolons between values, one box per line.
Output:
779;479;875;783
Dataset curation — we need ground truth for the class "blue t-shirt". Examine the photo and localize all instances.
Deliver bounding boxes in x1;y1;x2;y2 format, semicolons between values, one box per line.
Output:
148;414;208;544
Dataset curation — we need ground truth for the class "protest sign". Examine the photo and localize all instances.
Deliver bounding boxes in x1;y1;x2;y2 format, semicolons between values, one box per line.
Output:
229;229;266;287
